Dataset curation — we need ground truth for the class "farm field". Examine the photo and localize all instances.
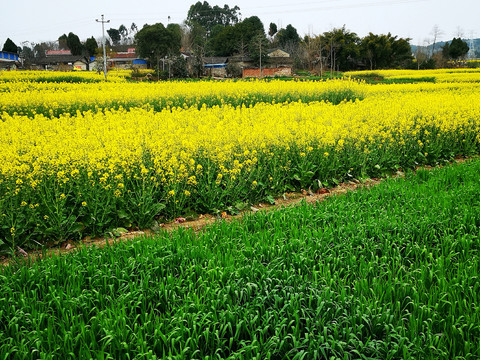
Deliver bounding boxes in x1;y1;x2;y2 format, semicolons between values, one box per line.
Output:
1;157;480;359
1;69;480;251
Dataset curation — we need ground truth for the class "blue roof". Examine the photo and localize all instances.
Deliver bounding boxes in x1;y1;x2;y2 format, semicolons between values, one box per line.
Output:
204;63;226;68
0;51;18;61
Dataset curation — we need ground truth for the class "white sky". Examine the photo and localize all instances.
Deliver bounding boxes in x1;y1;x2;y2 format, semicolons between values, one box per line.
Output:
1;0;479;49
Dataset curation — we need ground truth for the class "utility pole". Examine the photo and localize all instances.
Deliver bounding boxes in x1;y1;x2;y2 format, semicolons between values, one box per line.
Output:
96;14;110;80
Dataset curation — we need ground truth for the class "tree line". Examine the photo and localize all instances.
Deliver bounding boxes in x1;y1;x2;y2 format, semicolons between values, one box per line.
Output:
2;1;472;74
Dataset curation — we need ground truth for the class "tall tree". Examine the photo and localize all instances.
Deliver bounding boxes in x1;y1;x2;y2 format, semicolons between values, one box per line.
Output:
187;1;240;34
208;16;265;57
275;24;300;48
320;26;360;72
107;28;121;45
135;23;182;69
130;23;138;35
85;37;98;58
268;23;278;38
2;38;18;53
58;34;68;50
66;32;84;56
430;24;443;56
443;38;469;60
119;24;129;44
360;33;412;69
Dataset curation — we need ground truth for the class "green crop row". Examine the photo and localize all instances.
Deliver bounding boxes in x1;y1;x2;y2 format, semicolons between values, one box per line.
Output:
1;158;480;359
1;89;361;118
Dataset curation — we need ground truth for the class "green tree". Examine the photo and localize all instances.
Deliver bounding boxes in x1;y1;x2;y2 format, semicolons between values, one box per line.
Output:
184;21;208;77
208;25;237;56
320;26;360;72
66;32;84;56
85;37;98;58
249;32;269;67
107;28;121;45
130;23;138;34
135;23;182;70
58;34;68;50
443;37;469;60
268;23;278;38
2;38;18;53
118;24;129;43
360;33;412;69
187;1;240;34
275;24;300;48
207;16;266;58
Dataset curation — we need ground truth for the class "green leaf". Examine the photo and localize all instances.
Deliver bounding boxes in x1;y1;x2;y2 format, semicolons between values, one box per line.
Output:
71;222;85;233
112;227;128;237
266;195;276;205
117;210;129;219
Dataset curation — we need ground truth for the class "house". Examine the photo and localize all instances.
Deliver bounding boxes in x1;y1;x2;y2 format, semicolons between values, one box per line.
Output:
36;50;90;71
241;49;294;78
0;50;19;70
108;48;147;69
203;57;228;77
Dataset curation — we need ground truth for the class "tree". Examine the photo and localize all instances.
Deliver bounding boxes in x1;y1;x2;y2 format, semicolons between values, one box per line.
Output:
430;24;443;56
249;32;269;67
208;25;237;56
360;33;412;69
58;34;68;50
320;26;360;72
275;24;300;48
170;55;188;78
118;24;129;43
85;37;98;58
135;23;182;70
66;32;84;56
107;28;121;45
268;23;278;38
443;37;469;60
187;1;240;34
130;23;138;35
301;35;324;72
208;16;265;57
2;38;18;53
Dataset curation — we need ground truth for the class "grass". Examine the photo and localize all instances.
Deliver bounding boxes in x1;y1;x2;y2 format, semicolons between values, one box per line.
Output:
1;159;480;359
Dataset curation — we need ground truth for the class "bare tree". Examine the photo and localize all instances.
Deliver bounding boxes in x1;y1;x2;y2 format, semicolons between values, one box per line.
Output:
430;24;443;57
455;26;465;39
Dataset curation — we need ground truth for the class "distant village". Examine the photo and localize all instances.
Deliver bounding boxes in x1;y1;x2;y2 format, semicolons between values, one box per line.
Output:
1;1;479;77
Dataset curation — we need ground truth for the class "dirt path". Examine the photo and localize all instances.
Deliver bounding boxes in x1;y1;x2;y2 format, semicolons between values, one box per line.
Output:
1;177;386;267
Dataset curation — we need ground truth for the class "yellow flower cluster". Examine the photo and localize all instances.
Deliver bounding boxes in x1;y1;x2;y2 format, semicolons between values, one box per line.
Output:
0;69;128;83
1;79;479;188
346;68;480;83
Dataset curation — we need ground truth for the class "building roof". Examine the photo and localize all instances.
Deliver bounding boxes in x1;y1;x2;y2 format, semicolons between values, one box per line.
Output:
113;52;137;59
203;57;228;65
267;48;290;57
46;50;72;56
36;55;89;65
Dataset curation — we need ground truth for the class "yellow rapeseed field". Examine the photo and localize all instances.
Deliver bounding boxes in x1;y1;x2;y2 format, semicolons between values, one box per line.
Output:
1;69;480;246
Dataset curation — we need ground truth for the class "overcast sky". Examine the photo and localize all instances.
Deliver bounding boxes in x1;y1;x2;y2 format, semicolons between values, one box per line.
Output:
1;0;479;49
